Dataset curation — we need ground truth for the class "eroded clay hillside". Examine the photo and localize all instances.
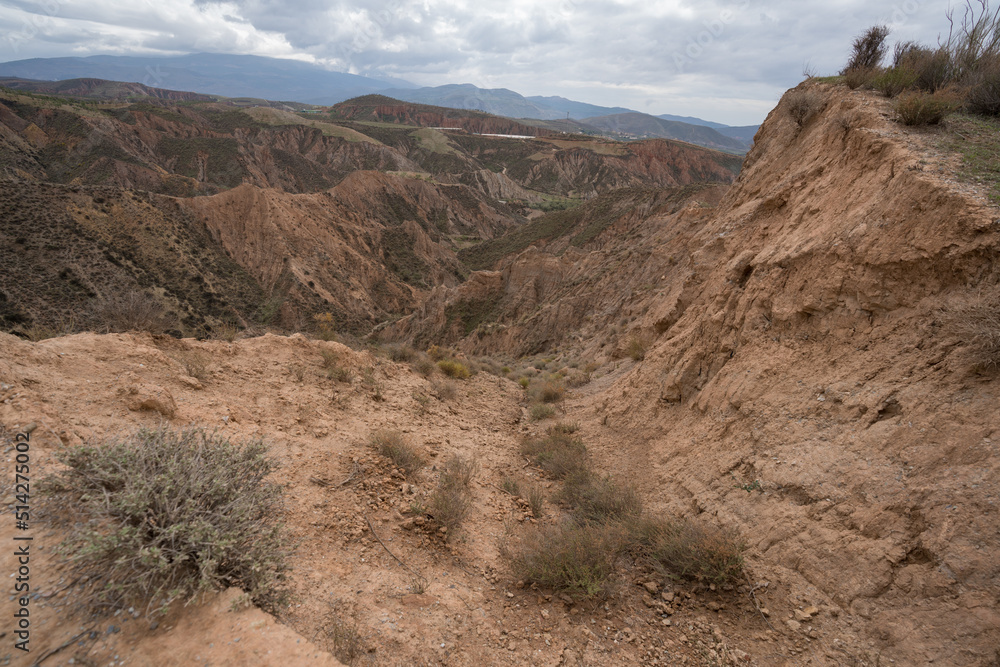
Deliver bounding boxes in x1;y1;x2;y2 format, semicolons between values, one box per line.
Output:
0;86;740;338
390;80;1000;664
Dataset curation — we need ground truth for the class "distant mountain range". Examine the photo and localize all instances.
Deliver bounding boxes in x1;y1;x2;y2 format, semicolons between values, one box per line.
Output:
381;83;635;121
0;54;760;151
0;53;414;104
578;113;749;152
381;83;758;149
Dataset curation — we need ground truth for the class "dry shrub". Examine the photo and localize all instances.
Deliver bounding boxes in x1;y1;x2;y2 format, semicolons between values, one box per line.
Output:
842;24;891;73
944;0;1000;80
786;89;822;127
92;289;172;333
428;454;478;537
551;421;580;434
174;350;209;380
843;67;876;89
564;370;591;387
411;353;437;377
894;42;953;92
520;429;588;478
964;55;1000;115
559;472;644;524
40;426;289;615
214;321;239;342
950;291;1000;368
437;359;471;379
316;602;366;665
501;475;521;496
526;484;545;518
499;521;627;600
313;312;337;341
382;343;417;362
370;429;424;475
625;334;649;361
529;403;556;421
634;517;745;585
530;379;565;403
894;90;960;125
431;378;457;400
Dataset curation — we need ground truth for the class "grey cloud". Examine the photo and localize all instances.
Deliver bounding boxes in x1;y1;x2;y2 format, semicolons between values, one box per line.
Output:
0;0;960;124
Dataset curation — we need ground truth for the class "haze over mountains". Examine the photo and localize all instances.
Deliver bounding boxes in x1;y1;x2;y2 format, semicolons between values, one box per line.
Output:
0;54;759;151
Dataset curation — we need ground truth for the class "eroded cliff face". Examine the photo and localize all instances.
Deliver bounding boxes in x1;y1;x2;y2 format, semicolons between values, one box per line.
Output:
602;84;1000;664
388;81;1000;664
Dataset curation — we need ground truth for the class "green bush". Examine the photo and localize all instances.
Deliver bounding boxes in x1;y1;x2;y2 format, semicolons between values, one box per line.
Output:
41;427;289;615
873;66;919;97
437;359;471;379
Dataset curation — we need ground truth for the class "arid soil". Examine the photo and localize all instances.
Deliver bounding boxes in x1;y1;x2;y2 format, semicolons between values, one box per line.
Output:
2;81;999;667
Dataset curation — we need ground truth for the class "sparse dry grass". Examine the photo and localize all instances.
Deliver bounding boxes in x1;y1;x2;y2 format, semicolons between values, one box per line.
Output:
520;429;588;478
370;429;424;475
559;472;644;524
632;517;746;585
428;454;478;538
529;403;556;420
949;291;1000;368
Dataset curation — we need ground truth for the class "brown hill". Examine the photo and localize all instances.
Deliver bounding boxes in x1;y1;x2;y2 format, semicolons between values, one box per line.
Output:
329;94;554;137
0;76;216;101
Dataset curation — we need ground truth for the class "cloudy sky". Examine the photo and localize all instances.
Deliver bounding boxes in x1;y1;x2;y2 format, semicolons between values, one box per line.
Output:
0;0;957;125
